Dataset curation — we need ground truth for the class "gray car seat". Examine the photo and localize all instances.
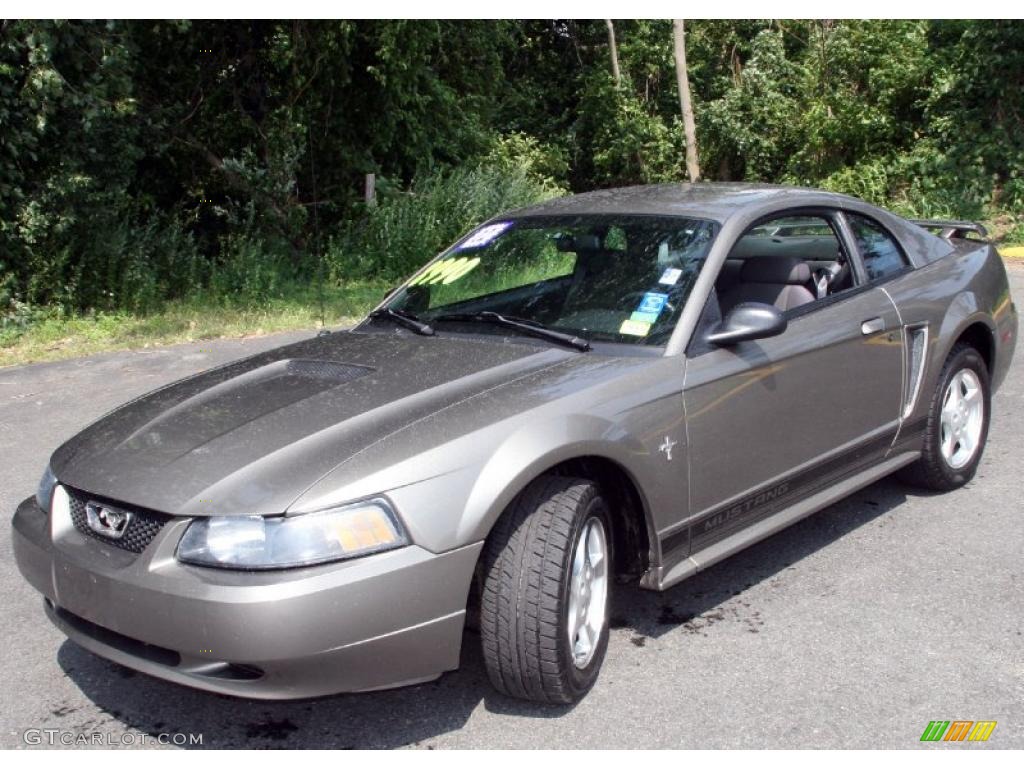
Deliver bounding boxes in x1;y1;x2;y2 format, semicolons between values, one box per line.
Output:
719;256;815;314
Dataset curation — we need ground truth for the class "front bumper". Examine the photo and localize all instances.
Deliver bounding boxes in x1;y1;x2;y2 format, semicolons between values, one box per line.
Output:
12;495;481;699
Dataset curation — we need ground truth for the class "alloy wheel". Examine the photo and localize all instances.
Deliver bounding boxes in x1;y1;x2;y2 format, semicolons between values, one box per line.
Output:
939;368;985;470
567;517;609;669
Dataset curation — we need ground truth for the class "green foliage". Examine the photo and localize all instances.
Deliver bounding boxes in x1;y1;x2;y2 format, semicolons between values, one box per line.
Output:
328;164;562;282
208;236;293;307
576;72;683;186
2;18;1023;349
700;29;804;181
482;133;568;192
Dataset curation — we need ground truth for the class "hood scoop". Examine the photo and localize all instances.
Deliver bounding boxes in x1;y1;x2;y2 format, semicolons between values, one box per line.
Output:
279;359;375;382
120;359;374;454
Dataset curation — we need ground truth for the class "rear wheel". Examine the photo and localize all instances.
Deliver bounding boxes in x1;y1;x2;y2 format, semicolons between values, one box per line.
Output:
899;343;991;491
480;475;612;704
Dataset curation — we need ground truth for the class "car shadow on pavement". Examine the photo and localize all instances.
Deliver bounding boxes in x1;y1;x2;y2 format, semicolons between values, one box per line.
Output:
56;477;911;748
608;476;915;643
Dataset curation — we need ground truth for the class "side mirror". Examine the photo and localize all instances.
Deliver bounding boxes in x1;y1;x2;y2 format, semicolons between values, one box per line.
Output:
706;303;787;346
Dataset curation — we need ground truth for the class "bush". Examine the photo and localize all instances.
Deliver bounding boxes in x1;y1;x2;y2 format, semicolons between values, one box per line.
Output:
7;182;205;315
482;132;569;191
575;72;683;187
207;236;294;307
817;140;1012;222
327;163;563;282
0;272;42;346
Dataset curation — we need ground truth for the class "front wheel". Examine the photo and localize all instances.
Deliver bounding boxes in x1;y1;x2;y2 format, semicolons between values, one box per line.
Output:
899;343;991;491
480;475;612;704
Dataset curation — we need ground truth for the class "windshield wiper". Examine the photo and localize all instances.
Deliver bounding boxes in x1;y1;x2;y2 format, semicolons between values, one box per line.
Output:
368;307;435;336
434;311;590;352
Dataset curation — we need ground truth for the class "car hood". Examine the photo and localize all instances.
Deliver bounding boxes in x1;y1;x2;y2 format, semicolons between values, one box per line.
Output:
51;330;573;516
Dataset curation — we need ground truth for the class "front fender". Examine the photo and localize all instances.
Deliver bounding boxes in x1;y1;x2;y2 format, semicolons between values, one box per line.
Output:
290;354;683;560
377;411;656;554
455;413;650;545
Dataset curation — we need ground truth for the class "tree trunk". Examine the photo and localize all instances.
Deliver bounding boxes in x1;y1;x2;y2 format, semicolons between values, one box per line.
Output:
672;19;701;182
605;20;621;88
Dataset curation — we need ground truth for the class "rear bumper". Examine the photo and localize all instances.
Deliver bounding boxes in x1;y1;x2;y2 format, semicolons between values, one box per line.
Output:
12;495;481;699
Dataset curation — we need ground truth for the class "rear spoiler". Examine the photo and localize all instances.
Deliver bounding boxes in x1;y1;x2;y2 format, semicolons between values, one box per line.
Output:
909;219;988;240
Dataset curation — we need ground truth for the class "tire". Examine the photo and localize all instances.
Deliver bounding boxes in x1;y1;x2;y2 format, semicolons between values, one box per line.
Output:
899;342;991;491
480;475;612;704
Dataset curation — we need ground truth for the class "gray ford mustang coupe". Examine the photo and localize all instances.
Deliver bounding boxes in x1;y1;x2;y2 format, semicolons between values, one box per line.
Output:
12;184;1018;704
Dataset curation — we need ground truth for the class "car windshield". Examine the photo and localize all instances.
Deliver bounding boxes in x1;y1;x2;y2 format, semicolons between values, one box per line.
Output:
380;215;718;346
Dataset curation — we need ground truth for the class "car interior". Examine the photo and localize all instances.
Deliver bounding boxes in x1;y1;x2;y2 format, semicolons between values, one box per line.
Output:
406;219;716;343
714;215;857;318
403;213;903;346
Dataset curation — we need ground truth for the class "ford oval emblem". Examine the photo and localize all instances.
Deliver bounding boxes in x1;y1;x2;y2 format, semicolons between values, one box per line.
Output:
85;501;133;540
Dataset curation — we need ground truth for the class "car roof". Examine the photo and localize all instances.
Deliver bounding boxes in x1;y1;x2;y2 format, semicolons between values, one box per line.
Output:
505;182;866;225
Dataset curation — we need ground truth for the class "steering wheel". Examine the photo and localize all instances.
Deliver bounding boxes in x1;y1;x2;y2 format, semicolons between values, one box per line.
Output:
813;258;850;298
811;268;831;298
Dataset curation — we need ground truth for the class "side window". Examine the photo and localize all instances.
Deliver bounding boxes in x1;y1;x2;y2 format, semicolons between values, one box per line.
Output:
717;213;856;317
848;214;909;281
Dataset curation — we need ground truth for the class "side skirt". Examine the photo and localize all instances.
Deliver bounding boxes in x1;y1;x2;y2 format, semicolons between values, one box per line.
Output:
640;450;919;591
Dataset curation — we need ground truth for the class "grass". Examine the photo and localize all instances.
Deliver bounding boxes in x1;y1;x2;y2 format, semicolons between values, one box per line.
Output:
0;281;388;369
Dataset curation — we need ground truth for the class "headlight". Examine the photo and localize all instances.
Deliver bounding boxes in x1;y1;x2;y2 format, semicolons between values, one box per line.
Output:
176;498;408;570
36;464;57;512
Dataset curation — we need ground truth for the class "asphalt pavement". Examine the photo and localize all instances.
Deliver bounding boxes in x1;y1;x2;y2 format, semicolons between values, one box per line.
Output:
1;268;1022;749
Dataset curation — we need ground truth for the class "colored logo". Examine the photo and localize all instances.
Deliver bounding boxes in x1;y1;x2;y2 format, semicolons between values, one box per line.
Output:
637;292;668;315
920;720;996;742
455;222;511;250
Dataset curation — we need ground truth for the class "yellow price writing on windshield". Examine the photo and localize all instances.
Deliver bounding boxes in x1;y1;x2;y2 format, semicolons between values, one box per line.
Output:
408;256;482;286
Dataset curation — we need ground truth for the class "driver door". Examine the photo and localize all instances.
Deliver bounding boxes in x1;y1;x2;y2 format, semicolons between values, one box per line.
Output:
678;210;904;557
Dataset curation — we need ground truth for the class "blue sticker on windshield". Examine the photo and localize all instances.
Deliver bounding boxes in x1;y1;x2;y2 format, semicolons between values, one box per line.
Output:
455;222;512;251
636;292;669;317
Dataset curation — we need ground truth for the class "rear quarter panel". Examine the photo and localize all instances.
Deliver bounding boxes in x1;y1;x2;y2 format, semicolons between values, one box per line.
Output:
882;241;1017;428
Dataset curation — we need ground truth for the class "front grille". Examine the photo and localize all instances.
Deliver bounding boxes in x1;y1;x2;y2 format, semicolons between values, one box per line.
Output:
67;487;172;554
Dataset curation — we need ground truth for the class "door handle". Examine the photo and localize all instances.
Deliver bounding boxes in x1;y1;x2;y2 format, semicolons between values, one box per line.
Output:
861;317;885;335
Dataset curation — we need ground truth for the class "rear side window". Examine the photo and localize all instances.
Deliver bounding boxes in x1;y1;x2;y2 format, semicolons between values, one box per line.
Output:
848;214;909;280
